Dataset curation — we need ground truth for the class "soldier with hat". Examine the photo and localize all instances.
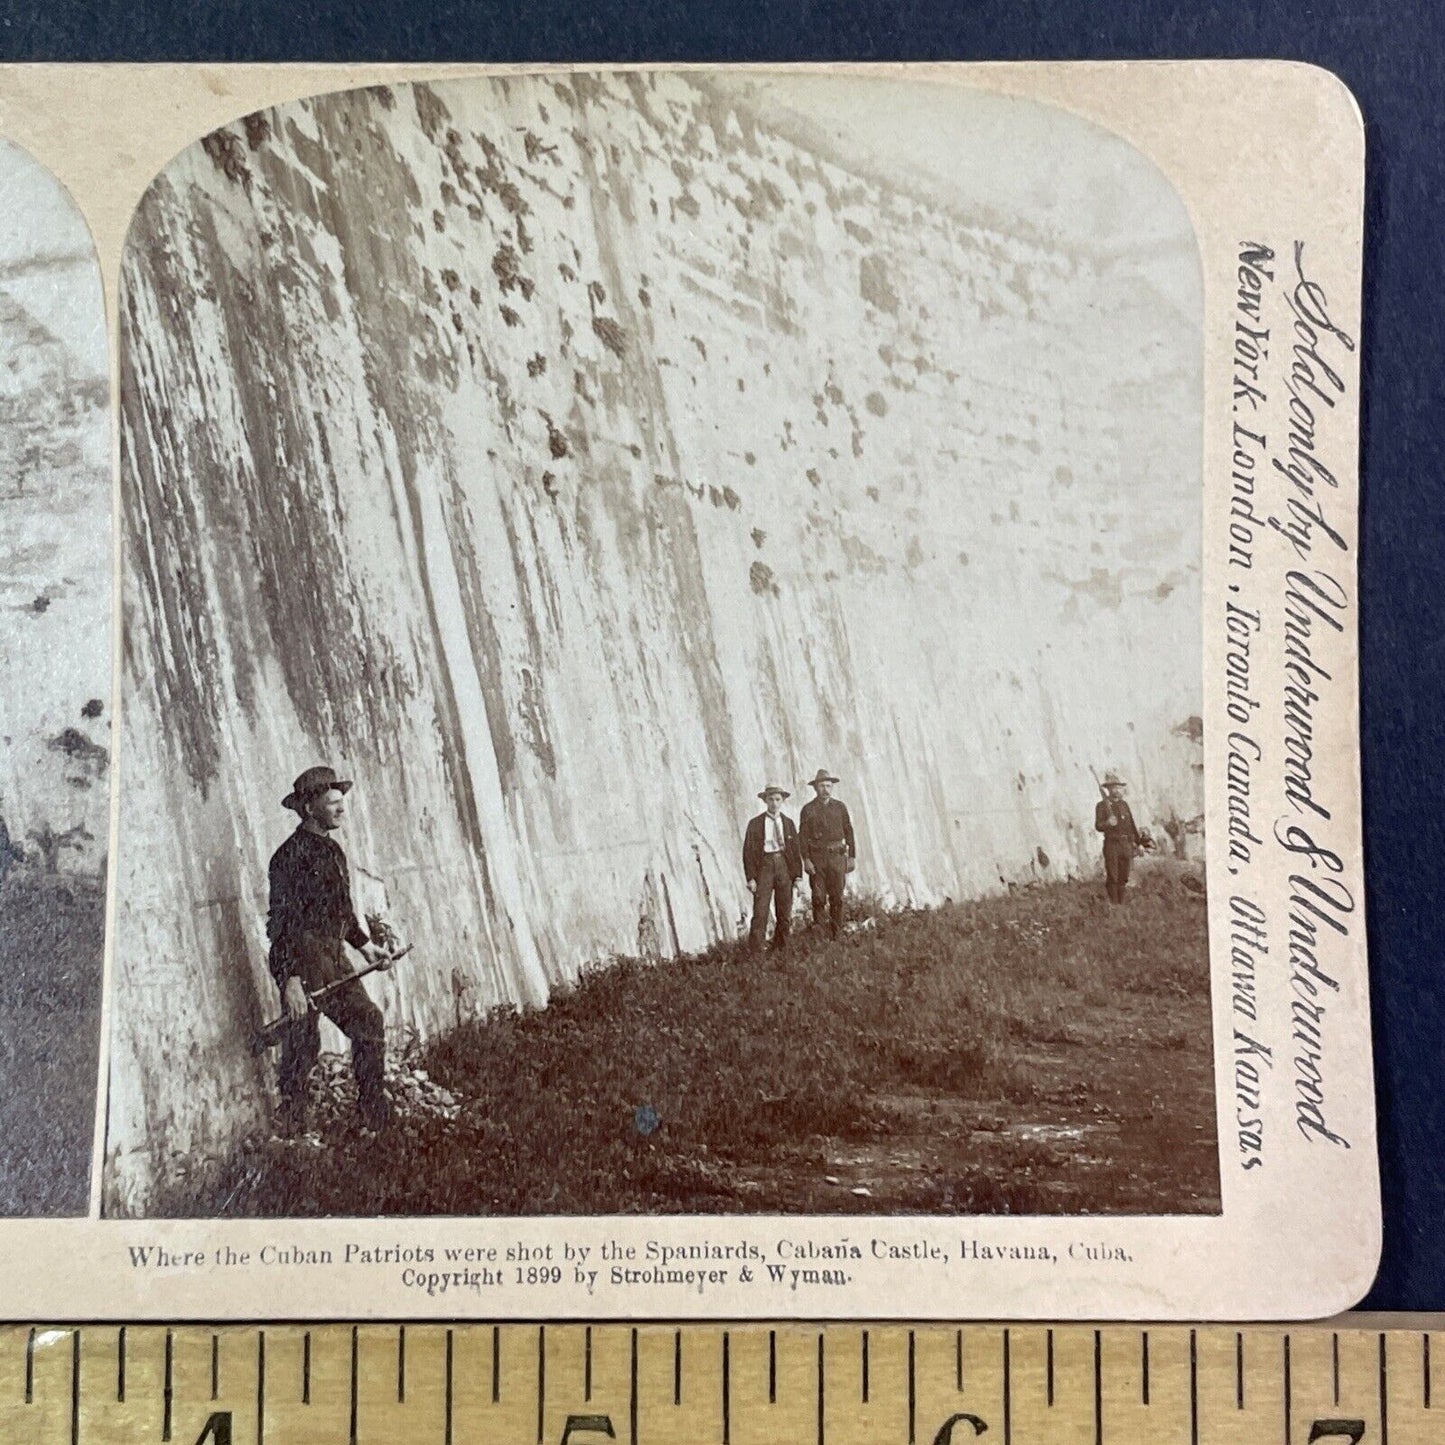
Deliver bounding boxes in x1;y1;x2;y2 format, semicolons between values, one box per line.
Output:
1095;771;1143;904
267;765;394;1133
799;768;856;938
742;785;803;953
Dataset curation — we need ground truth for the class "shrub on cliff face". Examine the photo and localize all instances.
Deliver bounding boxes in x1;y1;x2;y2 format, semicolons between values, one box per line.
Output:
24;821;95;872
297;1053;462;1137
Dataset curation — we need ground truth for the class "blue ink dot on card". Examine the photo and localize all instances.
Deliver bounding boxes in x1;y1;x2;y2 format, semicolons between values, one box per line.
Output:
634;1104;660;1136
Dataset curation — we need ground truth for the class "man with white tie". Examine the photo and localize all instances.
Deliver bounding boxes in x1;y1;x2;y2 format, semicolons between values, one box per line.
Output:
742;785;803;954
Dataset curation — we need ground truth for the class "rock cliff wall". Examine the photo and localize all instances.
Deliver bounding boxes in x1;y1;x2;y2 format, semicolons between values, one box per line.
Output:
0;153;110;878
0;140;109;1217
107;74;1203;1211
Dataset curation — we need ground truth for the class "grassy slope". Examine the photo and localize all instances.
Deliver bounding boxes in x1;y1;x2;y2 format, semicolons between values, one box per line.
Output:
162;860;1220;1220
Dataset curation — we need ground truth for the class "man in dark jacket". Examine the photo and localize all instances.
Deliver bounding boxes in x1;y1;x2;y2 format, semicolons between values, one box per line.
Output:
742;785;803;953
268;765;393;1132
798;768;856;938
1095;771;1142;904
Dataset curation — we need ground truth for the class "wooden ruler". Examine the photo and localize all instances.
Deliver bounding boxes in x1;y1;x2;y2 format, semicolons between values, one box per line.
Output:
0;1321;1435;1443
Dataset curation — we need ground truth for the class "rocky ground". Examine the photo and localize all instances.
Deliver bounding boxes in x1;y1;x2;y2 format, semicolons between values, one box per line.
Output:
164;861;1220;1219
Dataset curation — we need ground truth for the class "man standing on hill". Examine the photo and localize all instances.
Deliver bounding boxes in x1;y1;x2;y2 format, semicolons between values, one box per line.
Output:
1095;771;1143;904
799;768;856;938
268;765;394;1133
743;784;803;953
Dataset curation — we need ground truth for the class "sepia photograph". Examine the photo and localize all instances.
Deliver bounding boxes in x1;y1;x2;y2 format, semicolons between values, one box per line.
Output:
104;70;1216;1222
0;138;110;1216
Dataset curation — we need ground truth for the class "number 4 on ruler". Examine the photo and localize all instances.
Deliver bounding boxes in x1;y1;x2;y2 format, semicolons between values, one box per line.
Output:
186;1414;232;1445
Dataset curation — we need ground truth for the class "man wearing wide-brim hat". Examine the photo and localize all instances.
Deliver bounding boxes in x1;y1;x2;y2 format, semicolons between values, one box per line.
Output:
742;785;803;953
267;765;394;1132
1094;771;1143;905
799;769;856;938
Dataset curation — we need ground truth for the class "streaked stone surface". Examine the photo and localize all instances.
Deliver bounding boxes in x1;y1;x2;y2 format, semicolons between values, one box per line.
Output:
109;74;1203;1210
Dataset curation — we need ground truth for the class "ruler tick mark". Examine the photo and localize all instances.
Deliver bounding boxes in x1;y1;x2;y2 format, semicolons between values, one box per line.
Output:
1189;1330;1199;1445
1142;1330;1150;1405
70;1330;80;1445
212;1333;220;1401
1333;1331;1340;1406
674;1329;682;1405
302;1331;311;1405
349;1326;359;1445
1003;1329;1012;1445
163;1328;174;1442
445;1331;454;1445
1047;1329;1055;1406
493;1325;501;1403
398;1324;406;1404
769;1330;777;1404
1094;1330;1103;1445
585;1326;593;1402
538;1325;547;1444
629;1328;639;1445
25;1326;34;1403
117;1325;126;1402
722;1332;731;1445
257;1329;266;1445
1237;1332;1244;1410
1425;1333;1432;1409
1380;1331;1390;1445
956;1329;963;1392
908;1330;916;1445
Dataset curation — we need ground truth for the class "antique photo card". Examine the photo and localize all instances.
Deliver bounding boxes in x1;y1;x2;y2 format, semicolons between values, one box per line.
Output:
110;72;1213;1223
0;61;1375;1319
0;138;110;1217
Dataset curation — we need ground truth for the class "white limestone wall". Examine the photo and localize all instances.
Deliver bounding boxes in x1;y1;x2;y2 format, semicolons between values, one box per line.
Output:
107;74;1202;1211
0;142;110;877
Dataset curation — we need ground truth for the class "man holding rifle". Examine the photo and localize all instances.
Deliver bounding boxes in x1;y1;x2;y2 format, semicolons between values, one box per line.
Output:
267;765;395;1134
1094;769;1145;905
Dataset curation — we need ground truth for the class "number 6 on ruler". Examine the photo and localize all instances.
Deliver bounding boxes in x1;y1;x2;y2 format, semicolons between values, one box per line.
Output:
930;1414;988;1442
1308;1422;1367;1444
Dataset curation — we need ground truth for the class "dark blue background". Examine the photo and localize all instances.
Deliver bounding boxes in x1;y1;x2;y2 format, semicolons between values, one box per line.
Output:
1;0;1438;1311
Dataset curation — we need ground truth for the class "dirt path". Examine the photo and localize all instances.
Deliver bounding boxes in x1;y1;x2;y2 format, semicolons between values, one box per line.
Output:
645;985;1219;1216
619;868;1221;1217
